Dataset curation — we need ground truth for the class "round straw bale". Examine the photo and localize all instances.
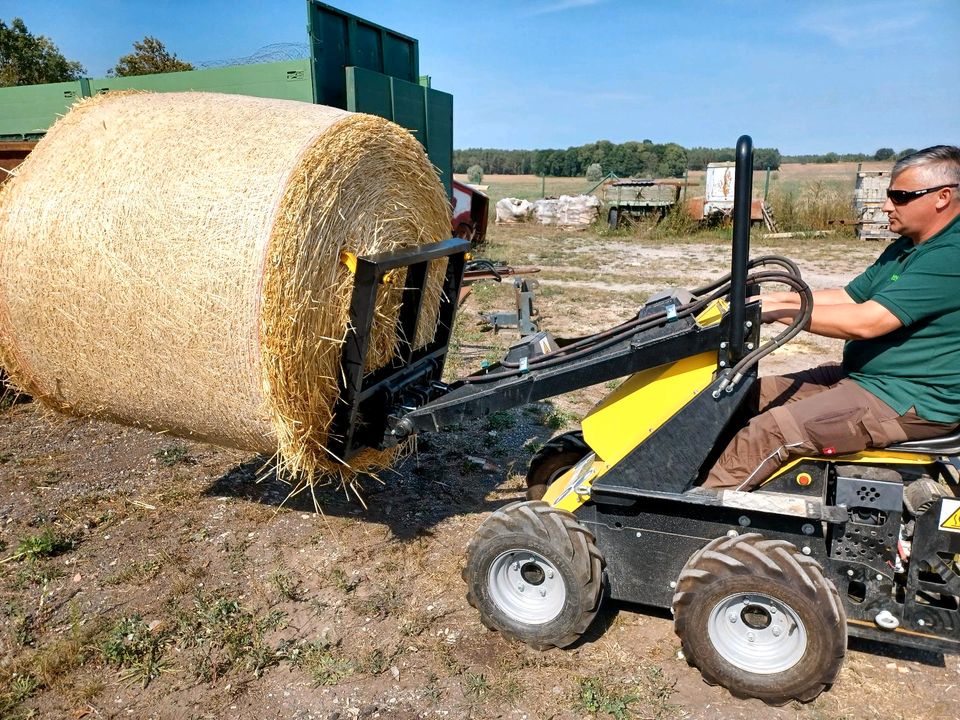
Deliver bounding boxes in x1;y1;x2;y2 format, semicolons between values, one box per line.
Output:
0;91;451;481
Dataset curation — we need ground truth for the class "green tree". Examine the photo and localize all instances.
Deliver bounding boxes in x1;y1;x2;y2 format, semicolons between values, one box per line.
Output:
657;143;688;177
0;17;85;86
897;148;918;160
466;164;483;183
585;163;603;181
754;148;781;170
874;147;895;161
110;36;193;77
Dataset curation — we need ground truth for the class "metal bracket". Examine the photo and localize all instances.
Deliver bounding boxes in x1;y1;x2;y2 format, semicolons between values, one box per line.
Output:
328;237;470;461
480;277;540;336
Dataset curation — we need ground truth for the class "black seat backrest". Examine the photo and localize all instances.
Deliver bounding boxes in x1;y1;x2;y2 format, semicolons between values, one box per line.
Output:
886;426;960;455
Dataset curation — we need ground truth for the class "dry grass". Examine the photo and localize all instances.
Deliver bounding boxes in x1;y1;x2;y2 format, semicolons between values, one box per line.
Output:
462;161;888;237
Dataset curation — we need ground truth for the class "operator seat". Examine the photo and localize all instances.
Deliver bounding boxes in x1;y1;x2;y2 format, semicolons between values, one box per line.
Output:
885;426;960;456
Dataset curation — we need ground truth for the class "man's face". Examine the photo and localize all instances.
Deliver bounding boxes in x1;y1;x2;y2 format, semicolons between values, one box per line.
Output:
882;166;953;242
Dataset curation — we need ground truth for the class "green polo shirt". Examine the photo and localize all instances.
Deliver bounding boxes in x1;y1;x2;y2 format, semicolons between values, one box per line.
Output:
843;213;960;423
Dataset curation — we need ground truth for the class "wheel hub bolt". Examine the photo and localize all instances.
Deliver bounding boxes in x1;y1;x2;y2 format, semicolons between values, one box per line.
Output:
772;626;782;637
747;632;755;642
540;589;546;597
513;562;519;570
518;584;525;592
770;607;777;614
547;570;554;579
728;613;737;623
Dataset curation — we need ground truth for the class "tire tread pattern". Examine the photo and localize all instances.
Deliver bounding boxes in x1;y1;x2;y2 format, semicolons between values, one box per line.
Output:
463;500;604;649
672;533;846;705
525;431;588;500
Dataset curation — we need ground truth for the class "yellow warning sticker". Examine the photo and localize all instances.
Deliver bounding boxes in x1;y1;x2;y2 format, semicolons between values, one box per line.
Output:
938;499;960;533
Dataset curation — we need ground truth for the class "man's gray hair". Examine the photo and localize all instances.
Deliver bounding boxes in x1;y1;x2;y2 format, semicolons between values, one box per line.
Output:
892;145;960;186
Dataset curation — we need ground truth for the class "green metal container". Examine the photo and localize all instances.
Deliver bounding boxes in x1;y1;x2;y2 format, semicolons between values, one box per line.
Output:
345;67;452;195
89;60;313;103
0;79;88;140
308;0;419;109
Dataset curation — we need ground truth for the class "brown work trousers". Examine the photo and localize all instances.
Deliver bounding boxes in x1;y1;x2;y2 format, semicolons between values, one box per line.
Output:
704;363;957;491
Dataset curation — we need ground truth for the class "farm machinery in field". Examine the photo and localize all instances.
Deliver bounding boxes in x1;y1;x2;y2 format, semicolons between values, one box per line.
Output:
603;177;682;228
332;136;960;704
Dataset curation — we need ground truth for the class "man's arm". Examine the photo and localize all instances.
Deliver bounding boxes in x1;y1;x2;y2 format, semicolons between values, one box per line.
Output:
759;287;857;307
761;291;902;340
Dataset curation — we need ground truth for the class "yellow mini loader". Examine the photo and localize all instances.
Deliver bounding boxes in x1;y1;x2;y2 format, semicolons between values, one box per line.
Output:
332;136;960;705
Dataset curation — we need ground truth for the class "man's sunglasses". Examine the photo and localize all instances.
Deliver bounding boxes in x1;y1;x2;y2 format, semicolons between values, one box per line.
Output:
886;183;958;205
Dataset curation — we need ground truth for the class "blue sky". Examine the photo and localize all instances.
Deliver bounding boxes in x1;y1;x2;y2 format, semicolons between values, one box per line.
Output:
4;0;958;154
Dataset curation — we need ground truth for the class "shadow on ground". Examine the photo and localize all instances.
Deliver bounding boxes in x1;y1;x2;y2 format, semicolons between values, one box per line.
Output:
848;635;945;668
202;411;564;539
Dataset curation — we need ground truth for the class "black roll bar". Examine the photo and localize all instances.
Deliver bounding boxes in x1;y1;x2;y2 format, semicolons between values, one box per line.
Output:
728;134;754;359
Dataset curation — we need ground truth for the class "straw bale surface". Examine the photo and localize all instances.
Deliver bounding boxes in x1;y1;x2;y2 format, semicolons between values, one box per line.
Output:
0;91;451;479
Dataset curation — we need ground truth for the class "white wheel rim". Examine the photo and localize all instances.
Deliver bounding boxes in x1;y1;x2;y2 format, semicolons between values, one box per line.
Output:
707;592;807;674
488;549;566;625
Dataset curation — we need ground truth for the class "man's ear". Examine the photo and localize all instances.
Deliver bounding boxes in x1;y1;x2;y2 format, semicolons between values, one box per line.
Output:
935;188;955;210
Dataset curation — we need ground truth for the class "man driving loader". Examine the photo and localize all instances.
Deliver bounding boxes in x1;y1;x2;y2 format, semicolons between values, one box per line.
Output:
705;145;960;491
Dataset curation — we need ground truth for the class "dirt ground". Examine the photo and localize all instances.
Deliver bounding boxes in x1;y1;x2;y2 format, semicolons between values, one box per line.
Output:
2;220;957;720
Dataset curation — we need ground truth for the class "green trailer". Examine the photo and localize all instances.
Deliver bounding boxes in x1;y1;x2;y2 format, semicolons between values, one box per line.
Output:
0;79;89;141
603;178;682;228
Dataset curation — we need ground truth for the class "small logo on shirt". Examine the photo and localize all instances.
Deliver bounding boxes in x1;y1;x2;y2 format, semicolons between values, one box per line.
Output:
890;274;900;281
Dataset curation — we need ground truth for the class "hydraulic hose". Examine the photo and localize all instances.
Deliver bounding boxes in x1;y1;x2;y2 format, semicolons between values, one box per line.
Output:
460;255;811;386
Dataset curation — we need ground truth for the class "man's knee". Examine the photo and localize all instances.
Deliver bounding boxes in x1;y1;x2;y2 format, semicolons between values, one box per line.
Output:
705;408;796;490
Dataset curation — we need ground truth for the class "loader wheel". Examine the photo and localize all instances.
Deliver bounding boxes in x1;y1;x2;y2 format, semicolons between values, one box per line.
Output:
526;431;589;500
463;500;604;649
672;533;846;705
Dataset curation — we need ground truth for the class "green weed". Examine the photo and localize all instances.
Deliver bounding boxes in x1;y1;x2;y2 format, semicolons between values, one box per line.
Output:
5;527;74;564
523;439;543;454
498;677;524;704
399;612;432;638
0;674;39;718
103;559;161;586
358;647;397;675
575;669;677;720
290;640;354;686
330;567;360;593
576;676;641;719
641;665;678;719
484;410;517;431
101;616;169;687
270;570;306;602
13;613;34;647
11;564;64;589
463;671;489;699
540;408;577;430
191;595;287;679
348;585;403;620
153;443;194;467
424;672;443;702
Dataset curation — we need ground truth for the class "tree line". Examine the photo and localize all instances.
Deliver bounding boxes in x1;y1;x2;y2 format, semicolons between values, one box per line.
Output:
454;142;783;178
1;17;192;86
454;144;917;178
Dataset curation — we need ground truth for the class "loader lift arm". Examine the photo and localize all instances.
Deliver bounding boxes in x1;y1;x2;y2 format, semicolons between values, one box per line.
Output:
330;136;812;467
390;299;736;438
385;247;810;447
